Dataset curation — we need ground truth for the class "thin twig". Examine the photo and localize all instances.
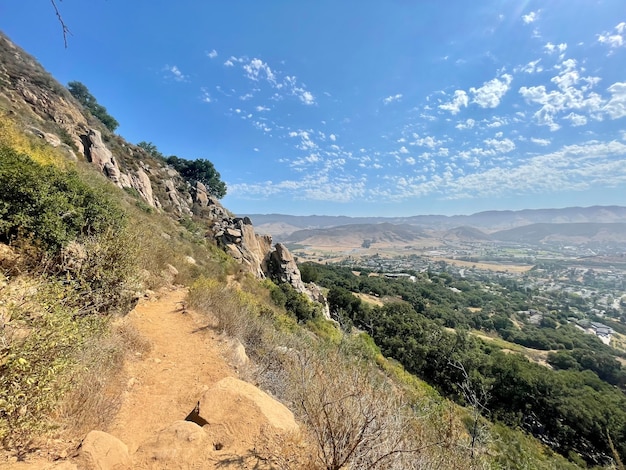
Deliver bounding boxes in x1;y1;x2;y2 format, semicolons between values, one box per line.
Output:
50;0;71;48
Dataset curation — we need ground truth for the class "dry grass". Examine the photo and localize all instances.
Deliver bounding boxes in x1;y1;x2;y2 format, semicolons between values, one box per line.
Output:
430;257;534;273
55;322;151;437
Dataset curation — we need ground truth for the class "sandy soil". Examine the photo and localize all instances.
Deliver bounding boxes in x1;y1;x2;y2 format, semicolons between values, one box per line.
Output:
107;288;231;453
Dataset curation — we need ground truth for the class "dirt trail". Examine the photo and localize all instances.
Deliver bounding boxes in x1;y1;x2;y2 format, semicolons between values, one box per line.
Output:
107;287;232;453
3;287;304;469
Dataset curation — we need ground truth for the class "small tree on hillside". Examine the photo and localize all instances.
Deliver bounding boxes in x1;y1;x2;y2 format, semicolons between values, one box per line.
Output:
67;81;119;132
166;156;227;199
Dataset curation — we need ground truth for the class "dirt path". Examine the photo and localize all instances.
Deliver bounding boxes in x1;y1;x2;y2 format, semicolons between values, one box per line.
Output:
2;287;306;469
107;287;233;454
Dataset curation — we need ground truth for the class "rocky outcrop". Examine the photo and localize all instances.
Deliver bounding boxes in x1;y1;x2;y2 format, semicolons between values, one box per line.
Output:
268;243;306;292
192;181;210;207
214;215;273;278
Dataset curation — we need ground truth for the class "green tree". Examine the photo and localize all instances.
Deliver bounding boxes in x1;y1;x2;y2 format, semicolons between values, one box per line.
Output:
166;156;227;199
136;141;163;159
67;81;119;132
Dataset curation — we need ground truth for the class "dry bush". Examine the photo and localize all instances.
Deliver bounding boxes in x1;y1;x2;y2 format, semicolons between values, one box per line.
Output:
187;276;491;469
285;348;432;470
55;321;151;437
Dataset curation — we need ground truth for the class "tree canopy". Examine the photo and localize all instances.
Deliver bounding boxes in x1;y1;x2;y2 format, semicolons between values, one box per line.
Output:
166;156;227;199
67;81;119;132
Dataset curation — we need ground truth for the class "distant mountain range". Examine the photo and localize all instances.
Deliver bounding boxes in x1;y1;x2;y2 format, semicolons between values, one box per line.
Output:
243;206;626;240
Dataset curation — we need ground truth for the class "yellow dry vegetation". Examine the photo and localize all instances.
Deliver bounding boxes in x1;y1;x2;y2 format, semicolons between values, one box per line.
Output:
354;292;385;307
0;113;68;167
430;257;534;273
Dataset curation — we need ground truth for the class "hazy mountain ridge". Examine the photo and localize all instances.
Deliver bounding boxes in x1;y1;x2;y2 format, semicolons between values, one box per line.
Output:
285;223;428;247
246;205;626;239
491;222;626;245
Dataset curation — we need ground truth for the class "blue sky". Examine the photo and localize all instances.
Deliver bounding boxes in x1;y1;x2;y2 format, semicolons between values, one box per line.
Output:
2;1;626;216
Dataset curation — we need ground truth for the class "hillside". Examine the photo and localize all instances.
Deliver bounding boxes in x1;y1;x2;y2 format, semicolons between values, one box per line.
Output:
0;31;617;469
284;223;428;248
491;222;626;246
249;205;626;238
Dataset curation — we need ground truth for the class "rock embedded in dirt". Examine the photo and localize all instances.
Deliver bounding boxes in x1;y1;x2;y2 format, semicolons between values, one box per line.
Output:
133;421;209;467
76;430;131;470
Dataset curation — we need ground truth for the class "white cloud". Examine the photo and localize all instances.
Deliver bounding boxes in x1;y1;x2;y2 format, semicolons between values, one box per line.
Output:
522;10;539;24
544;42;567;54
519;59;543;74
604;82;626;119
519;60;605;130
470;74;513;108
530;137;551;146
564;112;587;126
456;118;476;130
383;93;403;105
207;49;218;59
329;134;337;142
484;137;516;153
256;105;270;112
243;58;276;83
442;141;626;200
399;146;409;154
298;90;315;105
406;157;416;165
164;65;187;82
200;88;212;103
412;135;442;149
289;130;318;150
598;22;626;49
439;90;468;115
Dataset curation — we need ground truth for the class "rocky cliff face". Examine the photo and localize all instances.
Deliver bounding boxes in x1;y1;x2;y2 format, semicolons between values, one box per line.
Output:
0;32;313;297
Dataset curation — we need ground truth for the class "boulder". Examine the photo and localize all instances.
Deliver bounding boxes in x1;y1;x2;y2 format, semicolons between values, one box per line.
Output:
77;430;131;470
192;181;209;207
198;376;299;450
133;421;209;467
85;129;114;172
130;169;155;207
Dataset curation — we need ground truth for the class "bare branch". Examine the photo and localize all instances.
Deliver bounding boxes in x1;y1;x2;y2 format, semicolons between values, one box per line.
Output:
50;0;71;48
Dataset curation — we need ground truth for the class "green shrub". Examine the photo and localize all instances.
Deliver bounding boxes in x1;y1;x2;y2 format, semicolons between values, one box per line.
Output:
0;285;108;448
0;147;125;252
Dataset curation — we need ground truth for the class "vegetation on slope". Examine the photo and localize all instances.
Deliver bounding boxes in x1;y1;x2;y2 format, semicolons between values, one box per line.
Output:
0;113;234;453
306;261;626;467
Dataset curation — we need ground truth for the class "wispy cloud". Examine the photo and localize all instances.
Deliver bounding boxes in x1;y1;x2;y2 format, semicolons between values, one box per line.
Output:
224;56;316;106
200;87;212;103
530;137;551;146
518;59;543;74
598;22;626;49
206;49;218;59
543;42;567;55
522;10;539;24
383;93;403;105
604;82;626;119
164;65;188;82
